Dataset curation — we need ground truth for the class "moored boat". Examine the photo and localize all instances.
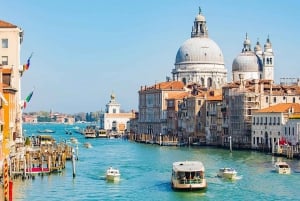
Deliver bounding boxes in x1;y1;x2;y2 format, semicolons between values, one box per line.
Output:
37;129;55;133
274;161;291;174
217;167;237;180
106;167;120;181
171;161;207;190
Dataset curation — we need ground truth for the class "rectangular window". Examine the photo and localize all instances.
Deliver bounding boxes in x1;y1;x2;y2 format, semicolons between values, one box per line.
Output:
1;56;8;65
2;39;8;48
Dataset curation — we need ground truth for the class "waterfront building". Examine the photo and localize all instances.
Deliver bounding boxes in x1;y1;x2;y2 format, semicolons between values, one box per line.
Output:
252;103;300;153
176;86;222;145
51;113;75;124
232;34;274;82
99;93;135;133
171;8;227;89
0;20;24;177
22;114;38;123
205;90;223;145
222;78;300;149
165;91;189;143
283;115;300;146
138;81;186;141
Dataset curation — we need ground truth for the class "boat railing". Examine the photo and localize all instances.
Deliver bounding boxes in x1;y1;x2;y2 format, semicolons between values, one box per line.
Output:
178;177;203;184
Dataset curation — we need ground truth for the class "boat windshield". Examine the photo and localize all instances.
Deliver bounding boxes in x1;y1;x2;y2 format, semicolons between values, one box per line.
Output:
176;171;204;180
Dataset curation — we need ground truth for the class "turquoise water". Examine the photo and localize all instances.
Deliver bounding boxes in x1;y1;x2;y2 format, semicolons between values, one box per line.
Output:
9;123;300;200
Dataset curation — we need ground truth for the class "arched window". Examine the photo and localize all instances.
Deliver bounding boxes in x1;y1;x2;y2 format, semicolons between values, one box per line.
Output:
182;78;187;85
201;78;204;86
207;77;212;88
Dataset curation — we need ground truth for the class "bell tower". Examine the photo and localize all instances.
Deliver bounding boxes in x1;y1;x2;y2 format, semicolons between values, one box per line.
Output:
262;36;274;80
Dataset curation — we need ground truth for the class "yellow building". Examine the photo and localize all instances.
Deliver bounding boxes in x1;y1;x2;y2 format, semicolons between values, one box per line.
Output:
0;20;24;178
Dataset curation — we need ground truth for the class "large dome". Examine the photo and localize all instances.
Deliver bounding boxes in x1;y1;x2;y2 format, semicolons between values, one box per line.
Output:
175;37;224;65
232;52;262;72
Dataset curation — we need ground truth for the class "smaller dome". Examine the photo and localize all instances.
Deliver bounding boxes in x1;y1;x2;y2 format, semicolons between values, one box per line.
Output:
195;14;205;22
244;38;250;46
254;41;262;52
232;52;262;72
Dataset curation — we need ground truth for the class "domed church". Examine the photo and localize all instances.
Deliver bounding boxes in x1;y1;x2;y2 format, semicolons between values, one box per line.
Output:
172;7;227;89
232;34;274;82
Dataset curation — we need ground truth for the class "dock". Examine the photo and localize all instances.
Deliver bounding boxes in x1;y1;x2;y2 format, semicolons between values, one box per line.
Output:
9;135;73;179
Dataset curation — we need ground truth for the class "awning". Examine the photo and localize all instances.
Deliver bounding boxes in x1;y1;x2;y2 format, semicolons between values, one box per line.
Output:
0;93;8;105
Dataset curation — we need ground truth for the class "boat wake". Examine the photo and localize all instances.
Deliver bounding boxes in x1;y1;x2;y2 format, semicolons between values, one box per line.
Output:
233;175;243;180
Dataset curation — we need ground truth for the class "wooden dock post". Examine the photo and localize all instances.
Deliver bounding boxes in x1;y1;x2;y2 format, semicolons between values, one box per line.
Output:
72;148;76;178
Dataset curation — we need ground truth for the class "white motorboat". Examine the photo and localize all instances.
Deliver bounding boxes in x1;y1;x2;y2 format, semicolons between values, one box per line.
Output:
106;167;120;181
171;161;207;190
217;168;238;180
274;162;291;174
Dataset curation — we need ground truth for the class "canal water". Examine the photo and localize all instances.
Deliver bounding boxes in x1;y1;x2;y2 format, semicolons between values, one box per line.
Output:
6;123;300;200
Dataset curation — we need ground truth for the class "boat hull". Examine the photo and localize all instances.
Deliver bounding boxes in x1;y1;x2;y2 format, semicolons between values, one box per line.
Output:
171;179;207;190
218;172;237;180
217;168;237;180
106;174;120;181
106;167;121;182
274;162;291;174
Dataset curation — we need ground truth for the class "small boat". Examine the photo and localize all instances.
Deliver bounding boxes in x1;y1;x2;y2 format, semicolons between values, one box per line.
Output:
274;161;291;174
37;129;55;133
84;125;97;138
106;167;120;181
70;137;78;144
84;142;92;148
171;161;207;190
217;168;238;180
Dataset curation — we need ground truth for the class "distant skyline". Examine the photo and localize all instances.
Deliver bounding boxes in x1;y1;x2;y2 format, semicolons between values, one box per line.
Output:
1;0;300;114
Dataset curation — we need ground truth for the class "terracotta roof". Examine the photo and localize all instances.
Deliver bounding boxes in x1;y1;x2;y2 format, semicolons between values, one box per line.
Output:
141;81;185;91
167;92;189;99
0;20;17;28
255;103;300;113
289;114;300;119
207;95;222;101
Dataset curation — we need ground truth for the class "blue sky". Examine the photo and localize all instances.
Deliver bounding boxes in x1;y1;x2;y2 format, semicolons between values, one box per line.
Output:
1;0;300;114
